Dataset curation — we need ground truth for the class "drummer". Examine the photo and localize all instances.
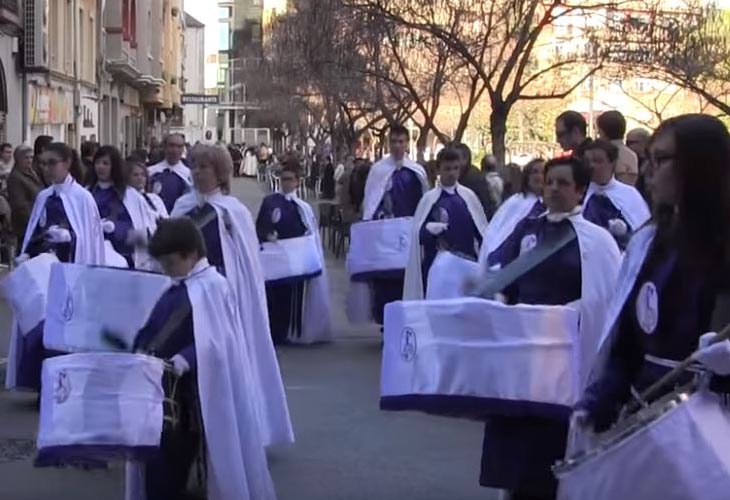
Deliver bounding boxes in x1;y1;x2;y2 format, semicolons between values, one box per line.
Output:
88;145;156;268
360;124;429;322
576;114;730;434
582;139;650;250
17;142;104;265
403;146;488;300
255;159;332;345
479;156;621;500
170;144;294;447
132;217;276;500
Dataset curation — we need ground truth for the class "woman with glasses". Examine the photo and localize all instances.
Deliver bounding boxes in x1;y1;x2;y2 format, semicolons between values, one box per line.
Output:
170;144;294;447
17;142;104;265
575;114;730;439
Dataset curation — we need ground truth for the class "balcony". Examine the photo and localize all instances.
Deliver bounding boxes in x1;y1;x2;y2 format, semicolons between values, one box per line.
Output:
0;0;20;36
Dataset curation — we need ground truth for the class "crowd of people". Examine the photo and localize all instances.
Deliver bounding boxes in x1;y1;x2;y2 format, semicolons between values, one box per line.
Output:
2;105;730;500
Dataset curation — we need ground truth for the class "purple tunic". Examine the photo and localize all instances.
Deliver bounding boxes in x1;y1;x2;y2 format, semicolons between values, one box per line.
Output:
92;186;135;267
580;247;728;431
26;194;76;263
481;215;582;497
255;193;309;344
583;193;631;249
149;169;189;213
419;189;482;290
185;204;225;276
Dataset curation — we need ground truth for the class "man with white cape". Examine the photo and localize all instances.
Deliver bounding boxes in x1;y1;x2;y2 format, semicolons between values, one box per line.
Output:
171;144;293;446
477;156;621;499
255;160;332;344
583;139;650;250
127;217;276;500
148;133;192;213
403;147;488;300
7;142;105;390
354;124;429;323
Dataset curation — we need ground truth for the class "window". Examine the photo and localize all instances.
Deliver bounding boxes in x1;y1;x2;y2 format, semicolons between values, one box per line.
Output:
218;22;230;50
218;6;231;19
79;8;84;77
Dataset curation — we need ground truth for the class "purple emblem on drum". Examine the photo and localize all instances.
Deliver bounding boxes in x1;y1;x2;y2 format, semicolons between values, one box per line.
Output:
62;292;74;322
272;207;282;224
398;233;409;251
636;281;658;335
54;370;71;404
401;328;417;362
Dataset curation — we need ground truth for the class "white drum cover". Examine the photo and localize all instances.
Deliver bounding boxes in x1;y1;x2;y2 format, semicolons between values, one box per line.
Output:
346;217;412;276
259;234;322;282
37;353;165;456
557;391;730;500
44;263;172;352
381;298;581;417
425;251;481;301
2;253;58;335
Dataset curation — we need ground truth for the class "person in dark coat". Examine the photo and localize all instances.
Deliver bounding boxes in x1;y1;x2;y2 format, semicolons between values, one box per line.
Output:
7;145;44;245
453;143;496;219
32;135;53;187
320;155;336;200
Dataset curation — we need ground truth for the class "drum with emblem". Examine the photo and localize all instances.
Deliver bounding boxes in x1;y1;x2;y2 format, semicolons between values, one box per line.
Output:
555;387;730;500
346;217;413;278
43;263;172;353
259;234;323;284
36;352;168;466
380;297;581;420
3;253;58;335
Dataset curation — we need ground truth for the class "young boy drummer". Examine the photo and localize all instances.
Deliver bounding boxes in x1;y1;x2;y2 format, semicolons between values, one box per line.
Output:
131;217;275;500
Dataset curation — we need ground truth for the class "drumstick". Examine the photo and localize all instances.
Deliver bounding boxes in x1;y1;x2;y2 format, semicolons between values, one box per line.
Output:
628;321;730;413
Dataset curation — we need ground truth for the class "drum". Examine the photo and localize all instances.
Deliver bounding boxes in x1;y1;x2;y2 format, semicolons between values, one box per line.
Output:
44;263;172;353
259;234;322;284
103;240;129;269
425;251;481;300
36;352;166;466
2;253;58;335
380;298;580;420
555;388;730;500
346;217;412;278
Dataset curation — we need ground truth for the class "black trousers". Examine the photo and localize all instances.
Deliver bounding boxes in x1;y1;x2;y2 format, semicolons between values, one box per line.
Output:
145;374;204;500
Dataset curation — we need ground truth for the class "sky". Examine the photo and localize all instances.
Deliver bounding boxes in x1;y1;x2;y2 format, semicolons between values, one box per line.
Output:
184;0;220;89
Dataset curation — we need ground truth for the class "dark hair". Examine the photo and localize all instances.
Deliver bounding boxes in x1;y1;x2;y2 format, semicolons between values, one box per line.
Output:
388;124;409;140
650;114;730;265
280;158;302;178
544;156;591;191
481;154;498;173
149;217;207;260
520;158;545;194
126;159;147;181
584;138;619;163
33;135;53;156
0;142;11;152
449;142;472;167
597;110;627;140
45;142;84;183
80;141;98;159
437;147;461;164
556;111;587;137
129;149;148;163
164;133;185;146
89;145;127;196
148;147;165;165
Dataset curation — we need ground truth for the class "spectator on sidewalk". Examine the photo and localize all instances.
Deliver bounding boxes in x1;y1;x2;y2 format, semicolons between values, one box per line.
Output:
597;110;639;186
32;135;53;186
451;143;494;219
0;142;13;188
481;154;504;214
80;141;98;186
626;127;652;203
7;145;43;245
555;111;592;159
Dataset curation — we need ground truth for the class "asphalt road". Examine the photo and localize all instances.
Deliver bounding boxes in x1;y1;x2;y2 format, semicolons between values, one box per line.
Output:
0;178;496;500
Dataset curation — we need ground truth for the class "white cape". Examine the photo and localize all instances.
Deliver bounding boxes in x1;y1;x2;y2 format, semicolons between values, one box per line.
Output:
147;160;192;186
403;184;488;301
172;191;294;446
482;192;542;257
126;262;277;500
361;155;428;220
243;153;258;176
289;196;334;344
22;176;105;265
584;224;656;389
121;187;158;270
583;177;651;231
140;191;169;221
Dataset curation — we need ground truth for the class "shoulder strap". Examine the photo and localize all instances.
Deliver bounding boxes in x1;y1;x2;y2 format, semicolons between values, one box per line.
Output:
475;222;577;298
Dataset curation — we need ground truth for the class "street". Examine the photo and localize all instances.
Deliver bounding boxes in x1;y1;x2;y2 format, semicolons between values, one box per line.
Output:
0;178;495;500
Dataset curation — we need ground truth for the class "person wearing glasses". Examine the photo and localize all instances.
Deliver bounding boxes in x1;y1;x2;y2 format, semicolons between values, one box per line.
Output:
148;133;192;213
574;114;730;437
17;142;104;265
555;111;592;159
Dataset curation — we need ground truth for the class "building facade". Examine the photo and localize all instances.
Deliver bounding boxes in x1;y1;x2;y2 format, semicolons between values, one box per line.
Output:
0;0;22;145
177;12;206;144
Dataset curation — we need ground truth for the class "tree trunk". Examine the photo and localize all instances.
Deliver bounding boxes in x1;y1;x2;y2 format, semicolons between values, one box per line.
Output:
416;126;428;163
489;105;509;167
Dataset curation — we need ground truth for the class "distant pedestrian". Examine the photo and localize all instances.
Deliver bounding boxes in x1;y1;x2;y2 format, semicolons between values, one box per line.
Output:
32;135;53;186
7;145;42;244
597;110;639;186
555;111;592;159
0;142;14;187
481;154;504;214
